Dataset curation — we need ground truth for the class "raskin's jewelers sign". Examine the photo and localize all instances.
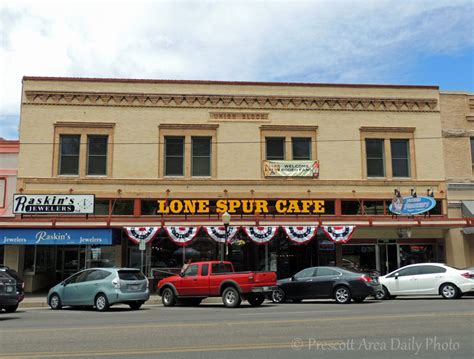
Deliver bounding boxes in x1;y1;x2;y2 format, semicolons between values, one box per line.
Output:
263;160;319;177
13;194;95;214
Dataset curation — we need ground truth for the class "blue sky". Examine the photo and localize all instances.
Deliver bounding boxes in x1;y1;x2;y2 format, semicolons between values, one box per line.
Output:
1;0;473;140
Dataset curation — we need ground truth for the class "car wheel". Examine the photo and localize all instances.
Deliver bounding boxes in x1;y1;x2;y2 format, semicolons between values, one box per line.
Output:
49;293;62;310
375;286;389;300
95;293;110;312
292;299;303;303
271;288;286;303
353;296;366;303
334;286;352;304
129;302;142;310
5;304;19;313
222;287;241;308
247;295;265;306
162;288;176;307
440;283;459;299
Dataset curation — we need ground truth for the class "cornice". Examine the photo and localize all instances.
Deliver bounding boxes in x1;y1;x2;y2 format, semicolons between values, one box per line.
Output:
360;126;416;133
54;121;116;128
23;91;439;113
159;124;219;130
260;125;318;131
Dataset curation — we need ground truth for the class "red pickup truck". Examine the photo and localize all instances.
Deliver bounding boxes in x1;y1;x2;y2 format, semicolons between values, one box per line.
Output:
157;261;277;308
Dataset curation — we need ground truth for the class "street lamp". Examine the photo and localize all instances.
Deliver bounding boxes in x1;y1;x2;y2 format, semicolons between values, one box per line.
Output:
222;211;231;261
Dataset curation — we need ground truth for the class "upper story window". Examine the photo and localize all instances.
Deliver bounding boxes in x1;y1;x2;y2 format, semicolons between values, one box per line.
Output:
470;137;474;170
87;135;108;176
165;137;184;176
192;137;211;176
266;137;285;160
391;139;410;177
292;137;312;160
365;139;385;177
59;135;80;175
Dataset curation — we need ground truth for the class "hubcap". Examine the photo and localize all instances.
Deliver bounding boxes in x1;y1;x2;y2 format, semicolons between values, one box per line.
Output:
376;290;385;300
51;296;59;308
443;286;455;298
272;289;283;302
163;290;171;303
225;291;236;303
96;296;106;309
336;289;349;302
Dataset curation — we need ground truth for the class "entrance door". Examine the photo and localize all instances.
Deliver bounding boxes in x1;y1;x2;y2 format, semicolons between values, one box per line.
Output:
378;244;398;275
57;247;86;281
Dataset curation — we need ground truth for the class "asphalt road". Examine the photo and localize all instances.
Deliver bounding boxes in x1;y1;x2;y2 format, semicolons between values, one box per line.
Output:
0;297;473;359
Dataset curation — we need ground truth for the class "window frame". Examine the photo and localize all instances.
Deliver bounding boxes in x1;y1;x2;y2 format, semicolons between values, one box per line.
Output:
292;137;312;160
59;134;81;176
365;139;385;178
164;136;185;177
191;136;212;177
265;137;285;160
390;139;410;178
86;135;109;176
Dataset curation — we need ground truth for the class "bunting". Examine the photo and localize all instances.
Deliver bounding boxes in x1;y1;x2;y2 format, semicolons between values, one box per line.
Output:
243;226;278;244
321;226;356;244
124;227;160;245
204;226;239;243
165;226;200;246
283;226;317;244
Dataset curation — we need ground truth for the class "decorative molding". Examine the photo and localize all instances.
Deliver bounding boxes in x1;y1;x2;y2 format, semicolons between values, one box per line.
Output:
260;125;318;131
54;121;115;128
442;129;474;137
24;91;439;112
210;112;269;121
159;124;219;130
360;126;416;133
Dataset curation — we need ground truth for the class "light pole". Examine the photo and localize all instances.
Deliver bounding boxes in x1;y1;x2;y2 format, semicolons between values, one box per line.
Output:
222;211;231;261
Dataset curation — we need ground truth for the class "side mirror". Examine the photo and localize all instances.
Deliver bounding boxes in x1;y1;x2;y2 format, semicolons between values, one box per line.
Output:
291;276;296;281
179;272;185;277
61;281;66;286
394;273;399;279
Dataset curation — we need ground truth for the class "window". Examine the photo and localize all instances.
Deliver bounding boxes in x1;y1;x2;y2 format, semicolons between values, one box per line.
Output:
118;270;146;280
201;264;209;276
59;135;80;175
419;266;446;275
212;263;233;274
315;268;339;276
165;137;184;176
112;200;134;215
87;135;108;175
391;139;410;177
471;137;474;169
192;137;211;176
86;270;112;281
390;266;421;277
184;264;199;277
292;137;311;160
266;137;285;160
294;267;315;279
365;139;385;177
94;199;110;215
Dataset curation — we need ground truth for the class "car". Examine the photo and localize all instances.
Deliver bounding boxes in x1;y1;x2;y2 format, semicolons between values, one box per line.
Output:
0;266;25;303
157;261;277;308
0;272;19;312
271;266;381;304
376;263;474;300
47;268;150;311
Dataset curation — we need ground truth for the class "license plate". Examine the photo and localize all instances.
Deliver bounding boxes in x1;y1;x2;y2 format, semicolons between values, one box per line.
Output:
129;285;139;291
6;286;14;293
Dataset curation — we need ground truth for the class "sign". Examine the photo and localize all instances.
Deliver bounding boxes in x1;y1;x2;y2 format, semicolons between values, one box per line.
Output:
156;199;325;215
263;160;319;177
210;112;269;120
389;196;436;216
1;229;112;245
13;194;95;214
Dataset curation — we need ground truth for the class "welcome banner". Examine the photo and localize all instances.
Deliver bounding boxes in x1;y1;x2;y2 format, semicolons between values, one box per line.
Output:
263;160;319;177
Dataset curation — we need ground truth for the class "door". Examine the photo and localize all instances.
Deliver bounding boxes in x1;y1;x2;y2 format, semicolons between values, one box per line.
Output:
178;264;200;296
283;267;315;299
192;264;210;296
385;266;421;295
379;244;398;275
57;247;86;281
309;268;341;298
62;270;90;305
416;265;447;294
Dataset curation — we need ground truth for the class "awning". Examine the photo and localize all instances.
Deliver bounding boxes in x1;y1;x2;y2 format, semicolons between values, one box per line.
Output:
461;201;474;217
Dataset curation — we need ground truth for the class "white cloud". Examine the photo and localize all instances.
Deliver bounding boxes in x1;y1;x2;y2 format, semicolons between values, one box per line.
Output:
0;0;473;138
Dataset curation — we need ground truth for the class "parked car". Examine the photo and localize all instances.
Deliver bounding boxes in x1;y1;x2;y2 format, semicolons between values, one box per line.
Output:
157;261;277;308
271;266;381;304
0;272;19;312
0;266;25;303
376;263;474;300
47;268;150;311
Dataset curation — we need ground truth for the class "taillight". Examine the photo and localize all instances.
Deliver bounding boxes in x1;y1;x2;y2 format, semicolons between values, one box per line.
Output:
460;272;471;279
360;275;373;283
22;282;25;289
112;277;121;289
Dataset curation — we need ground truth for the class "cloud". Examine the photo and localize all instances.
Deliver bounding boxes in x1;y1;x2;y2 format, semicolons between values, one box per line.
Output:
0;0;473;139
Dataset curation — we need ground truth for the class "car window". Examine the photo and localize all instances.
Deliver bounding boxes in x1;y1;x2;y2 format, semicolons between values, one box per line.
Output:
419;266;446;274
1;269;21;282
64;271;87;285
315;268;338;277
211;263;233;274
391;267;422;277
294;268;315;279
201;264;209;276
118;270;146;280
184;264;199;277
86;270;111;281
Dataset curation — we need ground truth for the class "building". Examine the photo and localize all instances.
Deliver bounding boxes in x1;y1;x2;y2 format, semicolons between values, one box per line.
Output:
0;76;472;292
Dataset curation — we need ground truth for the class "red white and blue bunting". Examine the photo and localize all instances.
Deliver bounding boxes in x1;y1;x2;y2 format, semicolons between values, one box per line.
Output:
124;227;160;245
165;226;200;246
243;226;278;244
283;226;317;244
204;226;239;243
321;226;356;244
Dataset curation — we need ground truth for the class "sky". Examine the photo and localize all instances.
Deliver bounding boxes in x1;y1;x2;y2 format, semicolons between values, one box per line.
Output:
0;0;473;140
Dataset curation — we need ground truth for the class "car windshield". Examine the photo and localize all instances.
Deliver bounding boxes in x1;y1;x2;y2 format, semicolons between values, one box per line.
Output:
118;270;146;280
1;269;21;281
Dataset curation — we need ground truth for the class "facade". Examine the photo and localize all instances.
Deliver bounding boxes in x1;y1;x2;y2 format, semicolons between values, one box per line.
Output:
0;76;472;292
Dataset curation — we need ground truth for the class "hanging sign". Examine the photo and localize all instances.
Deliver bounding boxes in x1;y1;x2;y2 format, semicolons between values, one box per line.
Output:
124;227;160;245
13;194;95;214
321;226;356;244
165;226;200;246
283;226;317;244
204;226;239;243
263;160;319;177
243;226;278;244
389;196;436;216
1;228;112;245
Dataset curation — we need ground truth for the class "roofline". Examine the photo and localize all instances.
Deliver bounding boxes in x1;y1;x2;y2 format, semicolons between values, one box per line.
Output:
440;90;474;96
22;76;439;90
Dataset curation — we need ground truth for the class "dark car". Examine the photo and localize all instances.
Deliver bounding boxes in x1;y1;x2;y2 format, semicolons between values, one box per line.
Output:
0;266;25;303
0;272;19;312
271;266;381;304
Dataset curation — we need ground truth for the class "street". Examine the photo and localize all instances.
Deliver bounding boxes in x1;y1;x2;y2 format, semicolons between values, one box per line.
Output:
0;297;473;359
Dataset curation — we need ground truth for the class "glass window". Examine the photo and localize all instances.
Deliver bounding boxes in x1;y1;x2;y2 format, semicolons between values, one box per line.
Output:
315;268;338;276
392;266;421;277
363;201;385;215
292;138;311;160
87;135;108;175
94;199;110;215
391;139;410;177
366;139;384;177
192;137;211;176
112;200;134;215
118;270;146;280
294;267;315;279
184;264;199;277
201;264;209;276
75;270;91;283
211;263;233;274
86;269;111;281
266;137;285;160
471;137;474;168
419;265;446;274
341;201;362;215
0;246;4;265
165;137;184;176
59;135;80;175
141;200;157;215
399;245;436;267
64;272;83;285
342;245;376;272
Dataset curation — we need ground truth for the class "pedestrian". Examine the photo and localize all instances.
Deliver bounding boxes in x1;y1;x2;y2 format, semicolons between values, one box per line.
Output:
181;259;192;273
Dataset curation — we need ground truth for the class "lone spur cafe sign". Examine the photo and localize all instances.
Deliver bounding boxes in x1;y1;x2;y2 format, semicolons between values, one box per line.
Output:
157;199;325;215
13;194;95;215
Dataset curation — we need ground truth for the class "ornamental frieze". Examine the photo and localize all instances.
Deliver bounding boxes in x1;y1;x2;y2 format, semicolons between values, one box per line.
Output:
23;91;438;112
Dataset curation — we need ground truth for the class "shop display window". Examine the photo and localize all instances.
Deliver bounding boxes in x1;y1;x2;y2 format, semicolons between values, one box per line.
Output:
399;245;435;267
86;246;117;268
342;245;376;272
0;245;4;265
23;246;55;274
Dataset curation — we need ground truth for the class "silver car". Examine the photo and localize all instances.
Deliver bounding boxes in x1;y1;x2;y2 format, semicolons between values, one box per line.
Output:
47;268;150;311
